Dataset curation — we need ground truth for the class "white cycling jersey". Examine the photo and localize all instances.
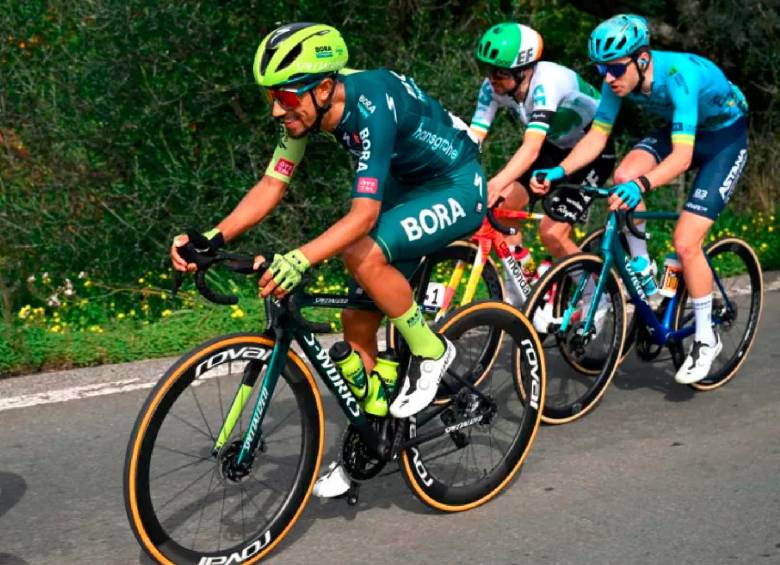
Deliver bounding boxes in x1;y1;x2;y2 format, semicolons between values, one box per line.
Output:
470;61;601;149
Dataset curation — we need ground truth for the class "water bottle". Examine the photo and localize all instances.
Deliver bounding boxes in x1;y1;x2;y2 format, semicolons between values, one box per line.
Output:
513;246;535;276
360;350;399;417
629;256;658;296
329;341;367;400
659;252;683;298
373;350;399;398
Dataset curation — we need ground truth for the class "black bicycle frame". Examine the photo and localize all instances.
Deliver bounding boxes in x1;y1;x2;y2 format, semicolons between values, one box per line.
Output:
231;292;391;468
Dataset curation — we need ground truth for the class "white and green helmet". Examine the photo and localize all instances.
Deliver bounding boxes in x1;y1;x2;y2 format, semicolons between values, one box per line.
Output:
253;23;349;88
475;23;544;69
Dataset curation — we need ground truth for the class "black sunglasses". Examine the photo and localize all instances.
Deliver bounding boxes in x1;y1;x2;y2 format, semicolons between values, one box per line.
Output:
595;61;630;78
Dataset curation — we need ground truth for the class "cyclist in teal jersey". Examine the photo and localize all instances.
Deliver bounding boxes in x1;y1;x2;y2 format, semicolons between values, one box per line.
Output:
531;14;749;384
470;23;615;297
170;23;487;493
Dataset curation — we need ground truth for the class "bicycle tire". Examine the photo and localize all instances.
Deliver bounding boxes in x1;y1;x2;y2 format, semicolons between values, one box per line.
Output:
124;333;324;565
399;300;545;511
522;253;627;424
387;240;504;402
578;226;637;362
672;237;763;391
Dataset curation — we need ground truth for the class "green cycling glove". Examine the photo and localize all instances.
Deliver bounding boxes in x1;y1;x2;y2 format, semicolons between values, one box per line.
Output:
268;249;311;292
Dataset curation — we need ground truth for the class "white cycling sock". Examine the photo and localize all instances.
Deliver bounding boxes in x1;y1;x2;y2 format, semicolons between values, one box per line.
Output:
692;294;716;346
625;220;649;260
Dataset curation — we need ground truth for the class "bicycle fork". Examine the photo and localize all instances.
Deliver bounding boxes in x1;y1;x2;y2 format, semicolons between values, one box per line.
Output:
210;332;294;469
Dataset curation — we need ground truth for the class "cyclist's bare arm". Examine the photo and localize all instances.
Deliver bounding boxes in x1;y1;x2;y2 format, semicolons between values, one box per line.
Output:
530;128;609;193
217;175;288;241
488;129;546;203
298;198;381;265
171;175;288;271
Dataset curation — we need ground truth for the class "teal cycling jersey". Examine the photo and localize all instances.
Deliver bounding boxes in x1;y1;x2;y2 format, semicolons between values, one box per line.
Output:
264;68;480;201
592;50;748;145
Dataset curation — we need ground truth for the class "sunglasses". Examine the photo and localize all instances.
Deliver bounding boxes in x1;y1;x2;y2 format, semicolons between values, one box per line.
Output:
595;61;631;78
479;63;514;80
264;81;319;110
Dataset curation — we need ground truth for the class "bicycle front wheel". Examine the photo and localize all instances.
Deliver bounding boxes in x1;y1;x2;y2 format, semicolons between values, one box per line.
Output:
672;237;763;390
124;333;324;565
399;300;545;511
522;253;627;424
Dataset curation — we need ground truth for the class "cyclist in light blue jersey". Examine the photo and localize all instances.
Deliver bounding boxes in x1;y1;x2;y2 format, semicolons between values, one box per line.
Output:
531;14;749;385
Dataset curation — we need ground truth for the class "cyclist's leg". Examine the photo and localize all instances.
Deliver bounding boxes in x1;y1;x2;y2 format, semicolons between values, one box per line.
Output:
616;129;671;260
498;181;529;248
539;217;575;258
352;162;487;416
341;308;383;371
673;118;748;384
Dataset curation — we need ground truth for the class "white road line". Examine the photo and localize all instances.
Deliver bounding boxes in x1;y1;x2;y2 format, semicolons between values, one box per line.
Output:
0;378;155;412
0;367;234;413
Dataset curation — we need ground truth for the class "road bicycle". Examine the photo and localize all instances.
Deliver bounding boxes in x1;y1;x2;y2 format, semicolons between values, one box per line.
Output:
124;232;546;565
385;197;606;413
522;185;763;424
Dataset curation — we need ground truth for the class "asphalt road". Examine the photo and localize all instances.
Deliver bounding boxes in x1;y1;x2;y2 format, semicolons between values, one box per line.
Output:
0;287;778;565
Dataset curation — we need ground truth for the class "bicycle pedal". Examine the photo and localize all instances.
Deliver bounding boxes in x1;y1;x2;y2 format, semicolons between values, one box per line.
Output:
347;482;360;506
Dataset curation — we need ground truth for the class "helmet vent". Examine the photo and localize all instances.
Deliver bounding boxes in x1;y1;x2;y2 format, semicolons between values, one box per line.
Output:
615;36;626;51
489;48;498;60
278;43;303;71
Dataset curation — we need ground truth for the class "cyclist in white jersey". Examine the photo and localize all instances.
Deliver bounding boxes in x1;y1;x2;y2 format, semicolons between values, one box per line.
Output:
471;23;615;291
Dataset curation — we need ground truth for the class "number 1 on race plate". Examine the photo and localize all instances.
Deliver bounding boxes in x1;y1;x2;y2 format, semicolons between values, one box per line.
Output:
423;282;446;312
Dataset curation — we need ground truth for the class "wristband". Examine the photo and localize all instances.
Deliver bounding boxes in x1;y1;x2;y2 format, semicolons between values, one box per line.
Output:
636;175;652;193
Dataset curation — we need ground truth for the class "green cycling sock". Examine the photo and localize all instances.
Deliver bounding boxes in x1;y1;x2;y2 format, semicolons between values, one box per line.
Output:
390;302;445;359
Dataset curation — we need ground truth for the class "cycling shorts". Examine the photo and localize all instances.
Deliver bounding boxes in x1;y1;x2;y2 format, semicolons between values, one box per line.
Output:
634;117;748;220
348;159;487;307
519;137;616;224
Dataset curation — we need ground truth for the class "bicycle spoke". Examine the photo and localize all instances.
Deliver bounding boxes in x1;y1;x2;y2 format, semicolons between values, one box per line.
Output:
189;385;215;441
168;411;215;441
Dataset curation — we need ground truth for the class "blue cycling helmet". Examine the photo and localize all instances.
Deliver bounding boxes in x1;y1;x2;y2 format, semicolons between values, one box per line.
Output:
588;14;649;63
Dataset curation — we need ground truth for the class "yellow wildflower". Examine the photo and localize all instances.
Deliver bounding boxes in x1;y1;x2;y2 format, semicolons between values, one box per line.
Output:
161;309;172;318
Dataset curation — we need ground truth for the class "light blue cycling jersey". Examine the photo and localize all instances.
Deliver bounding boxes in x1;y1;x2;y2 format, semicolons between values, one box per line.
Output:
592;50;748;145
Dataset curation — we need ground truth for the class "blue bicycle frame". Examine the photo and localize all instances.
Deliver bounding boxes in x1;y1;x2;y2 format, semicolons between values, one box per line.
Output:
559;205;734;347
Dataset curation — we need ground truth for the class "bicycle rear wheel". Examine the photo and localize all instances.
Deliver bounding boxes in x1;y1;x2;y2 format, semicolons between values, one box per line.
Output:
387;240;504;402
522;253;627;424
399;300;545;511
124;334;324;565
672;237;763;390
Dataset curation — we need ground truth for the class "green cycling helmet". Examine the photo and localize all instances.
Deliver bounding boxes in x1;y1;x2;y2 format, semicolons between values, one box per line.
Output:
253;23;348;88
475;23;544;69
588;14;649;63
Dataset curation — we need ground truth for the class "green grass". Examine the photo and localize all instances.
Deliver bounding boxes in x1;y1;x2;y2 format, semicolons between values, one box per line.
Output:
1;208;776;377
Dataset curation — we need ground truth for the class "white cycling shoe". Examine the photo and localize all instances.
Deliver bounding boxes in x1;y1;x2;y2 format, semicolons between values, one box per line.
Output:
675;333;722;384
312;461;352;498
390;336;455;419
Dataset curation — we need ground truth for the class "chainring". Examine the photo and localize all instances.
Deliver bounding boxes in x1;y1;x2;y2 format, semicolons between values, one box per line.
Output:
340;419;387;481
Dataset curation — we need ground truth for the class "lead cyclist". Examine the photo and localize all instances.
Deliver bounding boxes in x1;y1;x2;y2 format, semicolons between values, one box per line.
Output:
170;23;487;497
531;14;749;384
